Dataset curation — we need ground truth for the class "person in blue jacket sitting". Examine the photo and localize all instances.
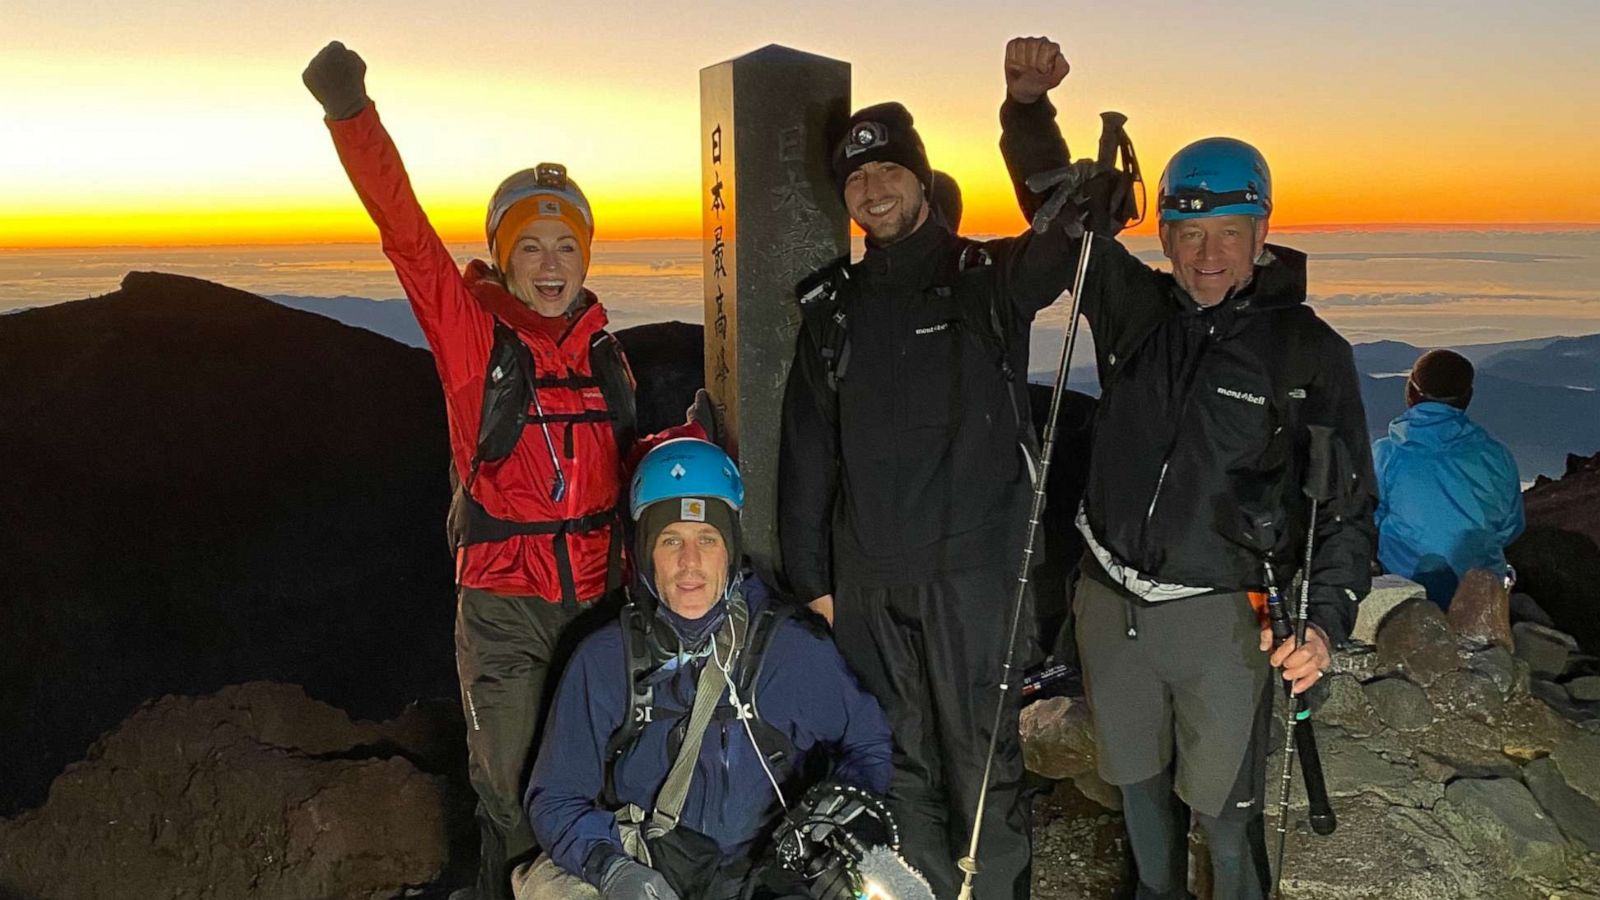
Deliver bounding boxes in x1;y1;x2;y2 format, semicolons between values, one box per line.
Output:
519;438;893;900
1373;348;1525;608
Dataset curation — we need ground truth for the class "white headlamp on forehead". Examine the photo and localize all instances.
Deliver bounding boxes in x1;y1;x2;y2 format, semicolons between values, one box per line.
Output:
844;121;891;159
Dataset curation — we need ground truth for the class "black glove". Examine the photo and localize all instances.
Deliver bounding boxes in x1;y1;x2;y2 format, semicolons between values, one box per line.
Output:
302;41;369;121
598;857;681;900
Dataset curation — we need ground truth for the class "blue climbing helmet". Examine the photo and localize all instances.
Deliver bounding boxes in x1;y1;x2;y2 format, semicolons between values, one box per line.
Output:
1157;137;1272;222
630;438;744;520
630;437;745;601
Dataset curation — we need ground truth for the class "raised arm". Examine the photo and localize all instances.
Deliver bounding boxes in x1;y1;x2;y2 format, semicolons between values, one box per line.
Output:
1001;36;1073;221
304;42;493;471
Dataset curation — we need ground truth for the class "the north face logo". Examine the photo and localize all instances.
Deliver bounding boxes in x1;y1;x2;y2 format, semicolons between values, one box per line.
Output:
1216;386;1266;406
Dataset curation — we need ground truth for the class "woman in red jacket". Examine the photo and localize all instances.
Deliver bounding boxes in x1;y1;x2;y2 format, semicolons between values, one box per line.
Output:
303;41;700;900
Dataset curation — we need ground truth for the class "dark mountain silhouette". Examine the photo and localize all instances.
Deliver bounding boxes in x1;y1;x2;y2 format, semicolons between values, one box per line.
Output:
0;272;456;815
1510;449;1600;655
1478;332;1600;390
1357;341;1600;478
0;273;702;816
269;294;425;348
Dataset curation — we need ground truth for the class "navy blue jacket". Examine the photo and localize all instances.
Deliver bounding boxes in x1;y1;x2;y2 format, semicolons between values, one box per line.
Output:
525;577;893;885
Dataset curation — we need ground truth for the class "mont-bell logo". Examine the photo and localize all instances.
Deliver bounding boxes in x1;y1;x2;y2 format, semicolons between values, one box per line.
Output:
1216;386;1267;406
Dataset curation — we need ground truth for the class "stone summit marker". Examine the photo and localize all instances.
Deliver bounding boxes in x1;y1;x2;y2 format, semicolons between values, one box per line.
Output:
700;45;850;581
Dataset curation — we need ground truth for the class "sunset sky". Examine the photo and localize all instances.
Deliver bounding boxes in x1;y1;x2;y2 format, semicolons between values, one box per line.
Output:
3;0;1599;249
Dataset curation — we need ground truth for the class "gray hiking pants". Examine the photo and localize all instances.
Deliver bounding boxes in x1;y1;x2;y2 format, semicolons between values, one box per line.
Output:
456;587;603;900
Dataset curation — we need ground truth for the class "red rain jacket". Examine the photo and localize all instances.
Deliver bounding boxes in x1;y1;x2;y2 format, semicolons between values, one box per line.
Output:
328;104;693;602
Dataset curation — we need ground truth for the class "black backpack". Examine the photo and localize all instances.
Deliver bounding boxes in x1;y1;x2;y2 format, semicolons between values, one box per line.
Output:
795;240;1044;487
446;319;638;602
601;598;799;807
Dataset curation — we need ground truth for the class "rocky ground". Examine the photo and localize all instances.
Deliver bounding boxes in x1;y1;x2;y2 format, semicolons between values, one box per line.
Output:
0;684;475;900
1024;573;1600;900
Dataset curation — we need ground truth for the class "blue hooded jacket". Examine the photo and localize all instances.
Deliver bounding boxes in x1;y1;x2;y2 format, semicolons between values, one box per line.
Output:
1372;402;1525;607
525;576;893;885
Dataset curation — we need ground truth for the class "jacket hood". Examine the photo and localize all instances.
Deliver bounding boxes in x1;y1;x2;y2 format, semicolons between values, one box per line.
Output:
1388;402;1478;449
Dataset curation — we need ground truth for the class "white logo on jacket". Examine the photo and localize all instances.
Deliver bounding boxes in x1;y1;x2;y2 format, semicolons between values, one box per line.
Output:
914;322;950;336
1216;386;1267;406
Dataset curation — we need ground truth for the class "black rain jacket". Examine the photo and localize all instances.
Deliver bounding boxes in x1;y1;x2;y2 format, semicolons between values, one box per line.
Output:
779;214;1080;601
999;95;1377;643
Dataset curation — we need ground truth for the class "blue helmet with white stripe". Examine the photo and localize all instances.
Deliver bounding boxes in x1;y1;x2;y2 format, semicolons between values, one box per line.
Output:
1157;138;1272;222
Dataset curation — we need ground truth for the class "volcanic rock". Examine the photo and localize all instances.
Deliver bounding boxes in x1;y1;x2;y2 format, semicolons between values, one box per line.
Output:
0;683;455;899
1351;574;1425;645
1020;696;1099;782
1509;592;1557;629
1567;676;1600;703
1315;673;1385;737
1376;598;1462;687
1507;525;1600;657
1523;757;1600;853
1446;567;1513;650
1549;734;1600;806
1514;622;1579;679
1363;677;1435;732
1435;778;1567;882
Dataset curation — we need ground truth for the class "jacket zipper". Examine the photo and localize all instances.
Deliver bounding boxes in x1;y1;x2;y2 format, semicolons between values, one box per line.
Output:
1135;325;1214;560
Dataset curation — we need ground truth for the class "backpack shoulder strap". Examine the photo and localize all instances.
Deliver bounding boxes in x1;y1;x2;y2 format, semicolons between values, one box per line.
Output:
602;603;656;806
796;258;854;390
588;329;638;451
734;603;796;705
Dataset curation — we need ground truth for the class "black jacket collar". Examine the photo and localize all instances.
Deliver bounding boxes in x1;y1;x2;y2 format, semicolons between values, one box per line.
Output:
860;216;948;282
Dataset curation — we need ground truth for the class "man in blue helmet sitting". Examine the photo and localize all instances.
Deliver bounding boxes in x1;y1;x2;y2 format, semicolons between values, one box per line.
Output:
998;37;1377;899
519;438;895;900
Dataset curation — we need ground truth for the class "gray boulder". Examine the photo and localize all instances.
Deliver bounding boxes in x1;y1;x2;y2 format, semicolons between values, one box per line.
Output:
1436;778;1568;882
1353;575;1426;645
1363;677;1435;732
1509;591;1557;629
1514;621;1580;679
1316;673;1385;737
1523;757;1600;853
1566;675;1600;703
1550;734;1600;806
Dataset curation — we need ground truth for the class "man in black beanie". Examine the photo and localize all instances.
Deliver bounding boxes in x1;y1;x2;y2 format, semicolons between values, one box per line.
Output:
779;72;1091;898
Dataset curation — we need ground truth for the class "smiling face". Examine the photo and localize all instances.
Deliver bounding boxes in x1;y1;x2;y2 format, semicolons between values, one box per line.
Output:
843;161;929;245
1159;214;1268;307
505;218;587;317
651;521;729;620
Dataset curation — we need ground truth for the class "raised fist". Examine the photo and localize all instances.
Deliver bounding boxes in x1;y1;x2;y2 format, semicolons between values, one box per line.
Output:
302;40;369;121
1005;36;1070;104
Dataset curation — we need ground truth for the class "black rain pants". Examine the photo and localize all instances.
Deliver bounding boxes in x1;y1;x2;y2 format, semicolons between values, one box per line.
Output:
833;569;1031;900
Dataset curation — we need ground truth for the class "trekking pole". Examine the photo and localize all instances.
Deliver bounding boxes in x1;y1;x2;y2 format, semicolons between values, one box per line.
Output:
1271;425;1339;897
955;227;1093;900
956;111;1141;900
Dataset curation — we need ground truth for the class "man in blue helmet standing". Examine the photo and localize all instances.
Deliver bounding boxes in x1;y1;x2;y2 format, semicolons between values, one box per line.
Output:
998;37;1376;899
521;438;896;900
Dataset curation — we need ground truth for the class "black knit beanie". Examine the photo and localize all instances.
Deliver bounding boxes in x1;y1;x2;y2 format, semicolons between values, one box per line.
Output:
832;102;933;197
635;497;740;592
1409;349;1475;409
